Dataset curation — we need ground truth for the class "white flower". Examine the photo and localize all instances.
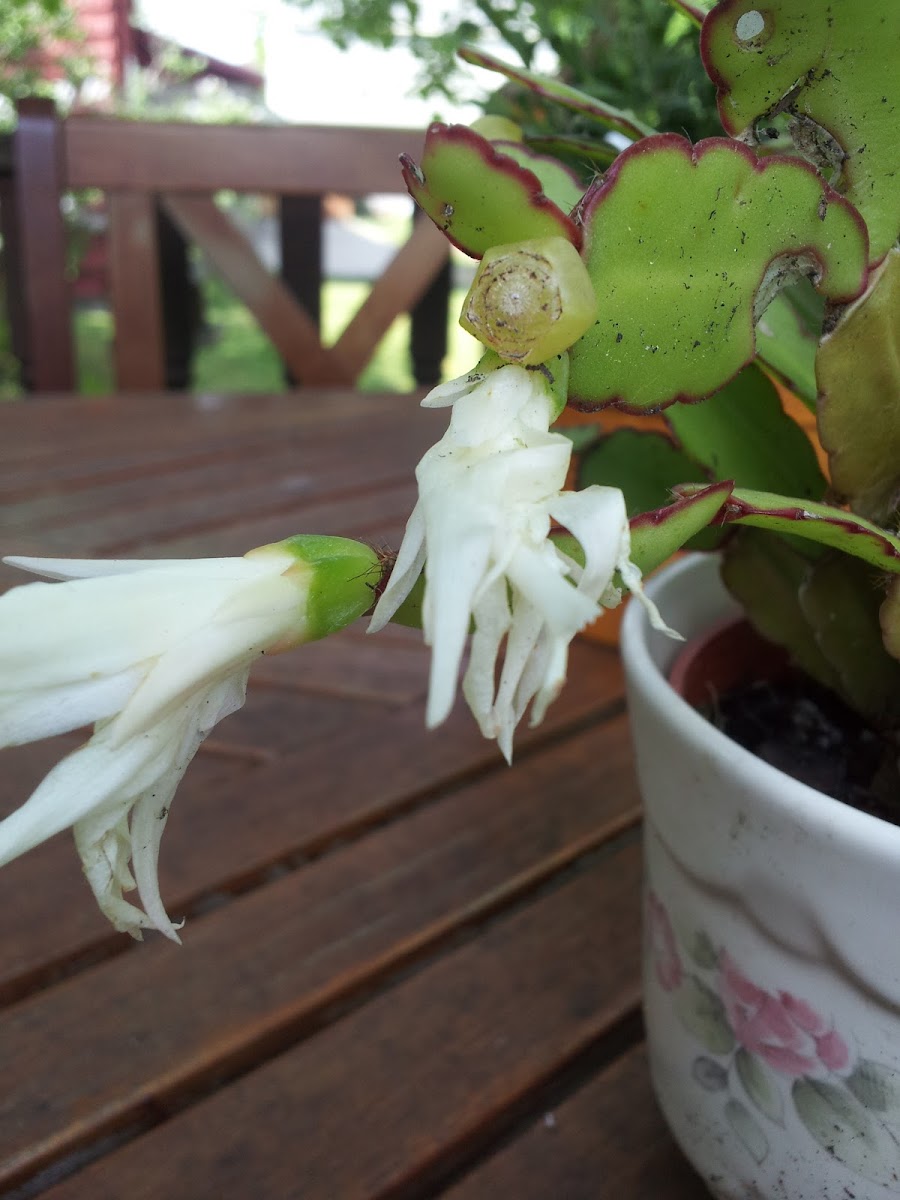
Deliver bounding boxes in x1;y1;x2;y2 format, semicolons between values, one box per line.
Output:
0;537;379;940
370;364;676;760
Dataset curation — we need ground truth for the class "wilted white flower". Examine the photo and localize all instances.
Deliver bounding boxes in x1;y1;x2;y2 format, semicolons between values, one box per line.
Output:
370;364;675;760
0;536;379;940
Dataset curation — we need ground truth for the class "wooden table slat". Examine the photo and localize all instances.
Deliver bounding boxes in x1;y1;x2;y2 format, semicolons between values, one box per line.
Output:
0;640;623;1003
0;718;640;1192
33;842;644;1200
443;1045;708;1200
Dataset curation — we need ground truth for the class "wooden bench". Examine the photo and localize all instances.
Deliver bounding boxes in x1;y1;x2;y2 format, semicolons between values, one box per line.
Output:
3;99;452;393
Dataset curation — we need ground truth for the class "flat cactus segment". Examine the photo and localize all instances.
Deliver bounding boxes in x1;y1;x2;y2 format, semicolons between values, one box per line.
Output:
701;0;900;262
629;480;734;573
817;249;900;521
754;291;818;404
490;141;585;215
709;486;900;571
567;135;868;410
401;123;580;259
458;47;656;142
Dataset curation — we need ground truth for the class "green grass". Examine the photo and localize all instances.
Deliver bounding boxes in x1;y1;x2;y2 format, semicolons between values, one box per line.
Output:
72;275;480;396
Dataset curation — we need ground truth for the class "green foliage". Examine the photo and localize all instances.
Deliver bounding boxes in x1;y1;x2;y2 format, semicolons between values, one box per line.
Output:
817;250;900;521
402;124;580;258
702;0;900;261
569;136;868;410
287;0;720;141
0;0;92;127
664;365;825;500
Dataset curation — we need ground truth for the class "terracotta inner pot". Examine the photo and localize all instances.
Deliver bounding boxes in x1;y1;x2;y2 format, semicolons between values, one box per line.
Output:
667;615;790;708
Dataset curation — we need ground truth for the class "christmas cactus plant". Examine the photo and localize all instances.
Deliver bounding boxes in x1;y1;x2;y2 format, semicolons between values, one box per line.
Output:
392;0;900;775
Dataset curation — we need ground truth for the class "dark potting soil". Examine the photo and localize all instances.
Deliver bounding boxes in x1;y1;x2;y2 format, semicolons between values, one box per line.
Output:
702;672;900;826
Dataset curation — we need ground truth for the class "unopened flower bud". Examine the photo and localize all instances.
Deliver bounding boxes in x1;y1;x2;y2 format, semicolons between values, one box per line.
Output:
460;236;596;366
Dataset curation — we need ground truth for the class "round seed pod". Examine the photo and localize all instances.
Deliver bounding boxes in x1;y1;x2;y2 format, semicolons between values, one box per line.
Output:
460;236;596;366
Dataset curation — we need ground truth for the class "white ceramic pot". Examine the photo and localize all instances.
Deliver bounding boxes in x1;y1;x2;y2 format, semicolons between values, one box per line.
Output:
621;553;900;1200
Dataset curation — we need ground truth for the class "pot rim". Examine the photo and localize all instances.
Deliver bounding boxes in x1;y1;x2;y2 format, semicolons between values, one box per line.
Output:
621;553;900;853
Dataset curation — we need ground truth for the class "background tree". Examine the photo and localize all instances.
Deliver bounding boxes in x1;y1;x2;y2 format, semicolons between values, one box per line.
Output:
289;0;719;143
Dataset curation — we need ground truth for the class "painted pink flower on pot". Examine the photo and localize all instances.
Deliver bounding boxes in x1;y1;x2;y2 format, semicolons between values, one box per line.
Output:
719;953;850;1078
645;890;900;1185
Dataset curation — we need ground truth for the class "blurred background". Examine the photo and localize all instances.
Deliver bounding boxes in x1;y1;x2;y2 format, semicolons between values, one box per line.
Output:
1;0;716;398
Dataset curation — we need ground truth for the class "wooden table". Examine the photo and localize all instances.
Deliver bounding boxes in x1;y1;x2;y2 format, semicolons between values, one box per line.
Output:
0;390;707;1199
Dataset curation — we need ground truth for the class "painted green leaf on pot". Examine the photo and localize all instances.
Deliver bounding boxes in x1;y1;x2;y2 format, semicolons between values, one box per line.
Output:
701;0;900;262
692;1055;729;1092
793;1078;900;1185
721;528;843;695
754;292;818;405
817;249;900;521
674;973;736;1054
799;554;900;720
568;136;868;410
401;124;581;260
708;486;900;572
845;1060;900;1116
578;428;723;551
685;928;719;970
735;1047;784;1125
725;1097;769;1164
459;46;656;143
666;364;825;498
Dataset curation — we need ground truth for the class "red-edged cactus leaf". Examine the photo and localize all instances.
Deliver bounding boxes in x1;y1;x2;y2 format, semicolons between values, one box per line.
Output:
568;135;868;411
458;46;656;143
701;0;900;263
705;486;900;571
490;141;585;215
665;0;711;25
629;481;734;573
401;123;580;259
553;481;733;578
817;249;900;522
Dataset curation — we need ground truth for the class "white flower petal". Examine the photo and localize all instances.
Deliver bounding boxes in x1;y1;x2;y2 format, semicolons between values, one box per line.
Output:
107;616;266;744
374;362;675;758
461;576;510;737
0;715;172;868
550;486;627;598
3;554;281;582
0;546;314;937
493;600;545;763
423;518;494;727
0;668;142;748
420;372;488;408
368;501;426;633
0;573;238;690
